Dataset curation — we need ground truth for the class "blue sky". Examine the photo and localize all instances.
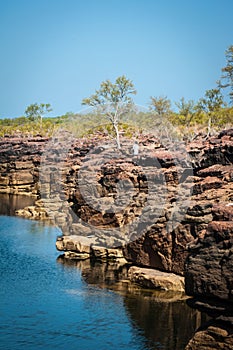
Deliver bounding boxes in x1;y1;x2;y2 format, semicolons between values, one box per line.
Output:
0;0;233;117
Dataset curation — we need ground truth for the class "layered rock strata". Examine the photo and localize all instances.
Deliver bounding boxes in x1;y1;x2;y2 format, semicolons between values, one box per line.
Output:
0;131;232;279
0;136;48;196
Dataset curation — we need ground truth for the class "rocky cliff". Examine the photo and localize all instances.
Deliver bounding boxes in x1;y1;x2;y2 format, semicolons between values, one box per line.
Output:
0;136;47;196
0;131;232;277
1;130;233;348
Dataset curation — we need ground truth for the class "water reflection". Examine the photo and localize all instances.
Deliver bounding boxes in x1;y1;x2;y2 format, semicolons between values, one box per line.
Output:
0;193;35;216
0;194;220;349
57;256;210;349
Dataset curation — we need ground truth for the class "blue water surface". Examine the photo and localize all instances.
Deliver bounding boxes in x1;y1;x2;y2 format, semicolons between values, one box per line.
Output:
0;215;208;350
0;216;152;350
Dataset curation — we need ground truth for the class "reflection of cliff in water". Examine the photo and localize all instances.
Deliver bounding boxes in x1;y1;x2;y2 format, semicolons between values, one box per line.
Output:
124;292;209;350
57;256;210;350
57;256;129;288
0;194;35;216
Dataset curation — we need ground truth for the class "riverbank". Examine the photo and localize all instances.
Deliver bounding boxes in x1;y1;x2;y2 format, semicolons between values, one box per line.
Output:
0;130;233;348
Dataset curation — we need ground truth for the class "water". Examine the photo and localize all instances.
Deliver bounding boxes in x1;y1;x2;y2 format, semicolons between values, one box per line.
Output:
0;194;35;216
0;201;208;350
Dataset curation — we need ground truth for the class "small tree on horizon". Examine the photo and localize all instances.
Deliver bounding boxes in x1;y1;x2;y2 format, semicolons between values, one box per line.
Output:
82;75;136;149
218;45;233;105
149;96;172;118
25;103;52;125
196;88;225;135
175;97;196;126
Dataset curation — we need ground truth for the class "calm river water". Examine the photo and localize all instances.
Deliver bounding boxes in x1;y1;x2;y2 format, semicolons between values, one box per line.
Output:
0;195;208;350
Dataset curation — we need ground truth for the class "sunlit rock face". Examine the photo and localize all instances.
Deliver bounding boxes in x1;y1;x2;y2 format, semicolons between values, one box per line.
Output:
0;131;232;277
127;266;185;292
0;136;48;196
124;130;233;274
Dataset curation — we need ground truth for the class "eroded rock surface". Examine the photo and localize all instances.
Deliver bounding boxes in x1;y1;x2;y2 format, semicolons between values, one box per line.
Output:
0;131;232;276
185;205;233;302
185;322;233;350
0;136;47;196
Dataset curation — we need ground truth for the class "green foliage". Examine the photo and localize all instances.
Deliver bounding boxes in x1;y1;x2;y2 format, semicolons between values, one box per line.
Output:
195;88;226;135
175;97;196;126
0;115;59;137
219;45;233;104
82;75;137;148
2;47;233;142
25;103;52;122
82;75;136;107
149;96;171;117
196;88;225;114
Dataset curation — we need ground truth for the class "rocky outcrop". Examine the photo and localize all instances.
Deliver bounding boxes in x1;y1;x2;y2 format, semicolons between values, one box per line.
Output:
0;131;232;277
56;235;126;261
123;131;233;274
185;322;233;350
15;199;49;220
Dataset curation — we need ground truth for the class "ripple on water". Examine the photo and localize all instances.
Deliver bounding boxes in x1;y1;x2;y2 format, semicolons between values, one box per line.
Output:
0;215;209;350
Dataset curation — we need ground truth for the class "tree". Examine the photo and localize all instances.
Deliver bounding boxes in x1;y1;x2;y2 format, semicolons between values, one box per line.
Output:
196;88;225;135
82;75;136;149
25;103;52;124
149;96;171;117
219;45;233;105
175;97;195;126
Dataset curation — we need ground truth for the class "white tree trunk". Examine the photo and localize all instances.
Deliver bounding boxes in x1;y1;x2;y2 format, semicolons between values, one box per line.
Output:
113;123;121;149
207;116;212;137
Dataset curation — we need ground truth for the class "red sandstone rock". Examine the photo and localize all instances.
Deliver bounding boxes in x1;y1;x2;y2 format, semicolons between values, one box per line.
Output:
0;131;232;280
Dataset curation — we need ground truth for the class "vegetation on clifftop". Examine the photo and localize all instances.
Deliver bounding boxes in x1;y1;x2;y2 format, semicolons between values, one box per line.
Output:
0;45;233;139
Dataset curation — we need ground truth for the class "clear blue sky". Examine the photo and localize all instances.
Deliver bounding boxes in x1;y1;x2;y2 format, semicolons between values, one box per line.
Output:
1;0;233;118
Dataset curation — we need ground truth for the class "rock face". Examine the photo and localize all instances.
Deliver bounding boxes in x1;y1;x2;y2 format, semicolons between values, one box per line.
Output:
124;131;233;275
185;204;233;302
1;131;233;349
185;323;233;350
0;136;48;196
0;131;232;278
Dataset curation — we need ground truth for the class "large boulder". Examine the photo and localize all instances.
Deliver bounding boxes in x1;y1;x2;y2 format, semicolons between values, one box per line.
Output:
128;266;185;292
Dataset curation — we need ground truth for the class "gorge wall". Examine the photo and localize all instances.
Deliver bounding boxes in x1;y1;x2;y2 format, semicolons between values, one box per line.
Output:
0;130;232;289
1;129;233;349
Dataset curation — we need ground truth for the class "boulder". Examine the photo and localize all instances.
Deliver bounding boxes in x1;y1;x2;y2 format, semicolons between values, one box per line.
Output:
128;266;185;292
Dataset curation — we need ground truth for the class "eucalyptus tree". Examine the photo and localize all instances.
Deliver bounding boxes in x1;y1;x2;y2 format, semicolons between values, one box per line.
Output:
25;103;52;124
82;75;136;149
218;45;233;104
196;88;225;135
175;97;195;126
149;96;172;118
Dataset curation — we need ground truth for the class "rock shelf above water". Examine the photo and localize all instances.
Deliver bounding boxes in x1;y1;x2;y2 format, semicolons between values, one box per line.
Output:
0;130;232;301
